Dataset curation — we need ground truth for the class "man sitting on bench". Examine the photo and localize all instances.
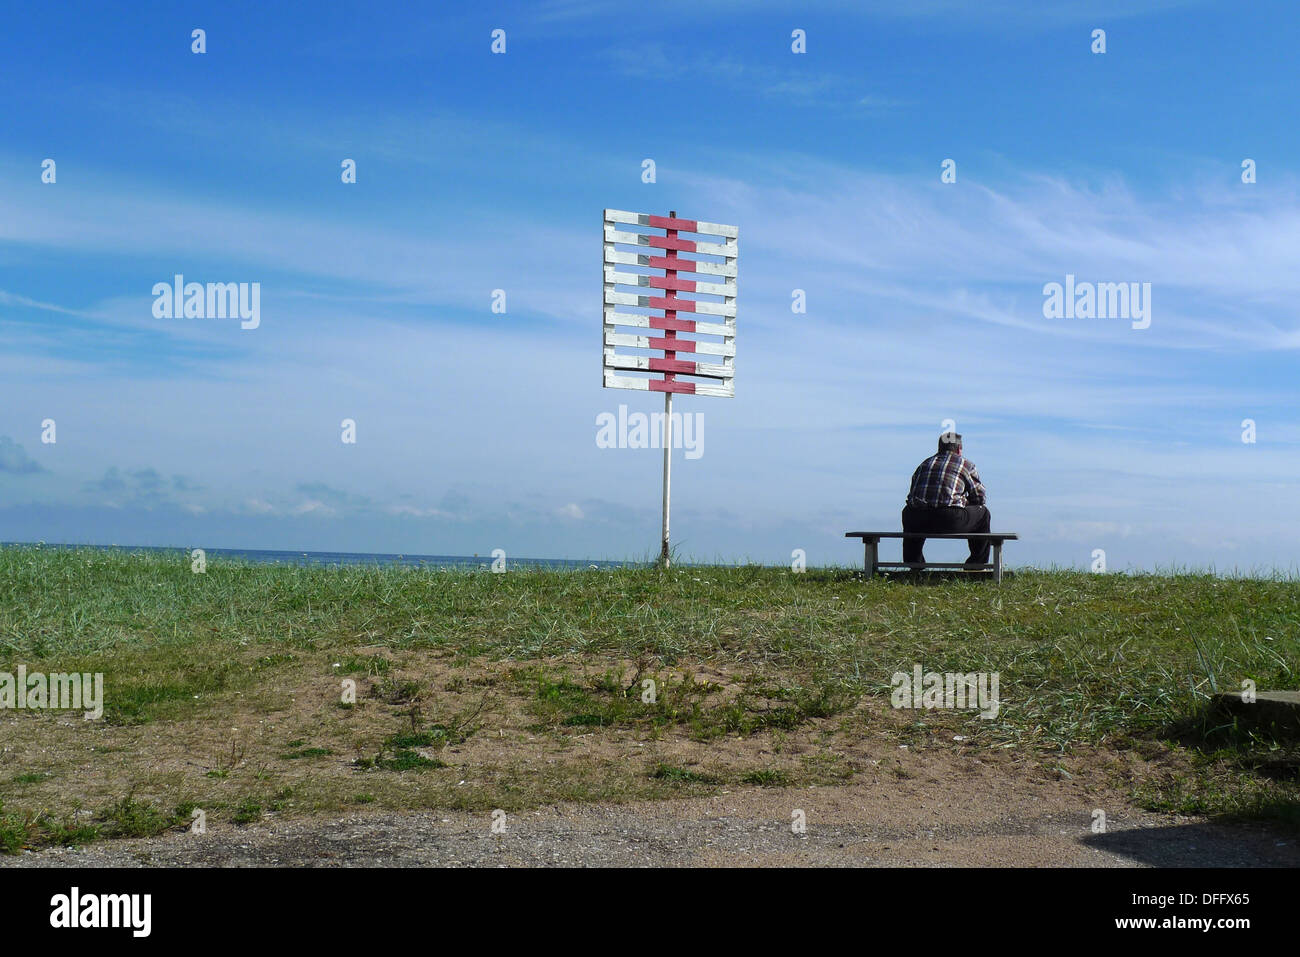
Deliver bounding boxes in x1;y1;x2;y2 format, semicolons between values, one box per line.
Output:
902;432;991;568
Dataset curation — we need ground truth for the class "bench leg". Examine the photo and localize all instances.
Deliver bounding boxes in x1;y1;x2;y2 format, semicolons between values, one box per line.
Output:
993;542;1003;583
863;540;878;577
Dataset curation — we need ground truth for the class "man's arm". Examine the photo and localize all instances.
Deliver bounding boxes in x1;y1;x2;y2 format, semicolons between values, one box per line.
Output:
963;460;987;505
907;463;930;505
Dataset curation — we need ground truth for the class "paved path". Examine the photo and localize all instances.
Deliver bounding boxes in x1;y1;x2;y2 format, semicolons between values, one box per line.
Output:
6;780;1295;867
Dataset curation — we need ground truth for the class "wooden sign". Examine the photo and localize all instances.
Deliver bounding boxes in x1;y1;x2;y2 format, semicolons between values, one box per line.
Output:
602;210;738;397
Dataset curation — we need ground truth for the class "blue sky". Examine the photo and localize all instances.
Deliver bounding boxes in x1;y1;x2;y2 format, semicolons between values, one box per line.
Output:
2;0;1298;572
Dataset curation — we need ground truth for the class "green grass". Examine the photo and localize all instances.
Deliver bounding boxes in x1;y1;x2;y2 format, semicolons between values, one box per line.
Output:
360;749;448;772
0;544;1297;850
0;803;25;854
99;795;181;838
741;768;791;787
5;795;195;849
516;664;748;736
233;799;263;825
279;747;333;760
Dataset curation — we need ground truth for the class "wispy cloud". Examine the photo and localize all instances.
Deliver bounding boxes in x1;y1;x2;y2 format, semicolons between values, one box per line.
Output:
597;43;906;112
0;436;45;475
668;157;1300;351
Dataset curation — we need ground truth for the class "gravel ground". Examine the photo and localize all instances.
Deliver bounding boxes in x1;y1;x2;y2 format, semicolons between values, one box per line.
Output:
5;779;1296;868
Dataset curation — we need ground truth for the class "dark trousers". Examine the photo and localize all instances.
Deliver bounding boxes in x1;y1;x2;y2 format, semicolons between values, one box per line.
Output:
900;504;991;564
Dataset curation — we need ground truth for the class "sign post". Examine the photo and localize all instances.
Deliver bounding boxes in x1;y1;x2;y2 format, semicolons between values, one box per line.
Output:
602;209;738;566
661;388;672;567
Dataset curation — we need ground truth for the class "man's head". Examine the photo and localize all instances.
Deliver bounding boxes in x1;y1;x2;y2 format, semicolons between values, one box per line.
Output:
938;431;962;455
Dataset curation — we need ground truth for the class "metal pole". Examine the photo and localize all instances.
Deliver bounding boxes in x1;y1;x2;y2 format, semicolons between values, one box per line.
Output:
661;390;672;567
659;210;678;569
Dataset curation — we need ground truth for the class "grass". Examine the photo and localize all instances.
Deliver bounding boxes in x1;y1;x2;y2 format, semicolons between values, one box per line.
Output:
0;544;1296;852
0;794;196;851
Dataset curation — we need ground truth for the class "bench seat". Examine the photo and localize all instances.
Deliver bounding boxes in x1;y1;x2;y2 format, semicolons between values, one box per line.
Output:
844;531;1019;582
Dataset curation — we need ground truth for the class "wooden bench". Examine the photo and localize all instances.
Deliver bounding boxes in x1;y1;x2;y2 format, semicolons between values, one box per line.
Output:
844;531;1019;582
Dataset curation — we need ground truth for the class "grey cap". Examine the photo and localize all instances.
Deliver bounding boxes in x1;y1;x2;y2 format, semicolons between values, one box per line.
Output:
938;431;962;452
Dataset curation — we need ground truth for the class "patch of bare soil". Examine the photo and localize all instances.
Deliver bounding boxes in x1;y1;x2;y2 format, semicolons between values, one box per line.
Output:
3;651;1295;866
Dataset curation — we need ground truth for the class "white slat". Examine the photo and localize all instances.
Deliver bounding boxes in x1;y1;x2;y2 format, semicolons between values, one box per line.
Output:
604;226;651;246
603;266;736;296
692;238;738;258
603;290;645;308
604;331;735;357
603;209;643;225
692;278;735;297
602;371;651;391
605;226;736;260
602;370;734;397
603;311;734;338
602;245;736;277
603;247;643;267
678;258;736;277
694;220;739;239
603;267;650;287
601;290;736;318
684;299;736;318
603;350;732;380
604;209;739;241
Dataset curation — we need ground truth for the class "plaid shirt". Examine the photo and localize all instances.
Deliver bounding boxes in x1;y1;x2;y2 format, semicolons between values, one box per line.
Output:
906;451;986;508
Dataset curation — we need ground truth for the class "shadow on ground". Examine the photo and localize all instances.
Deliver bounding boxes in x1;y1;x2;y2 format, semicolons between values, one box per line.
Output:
1083;821;1296;867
